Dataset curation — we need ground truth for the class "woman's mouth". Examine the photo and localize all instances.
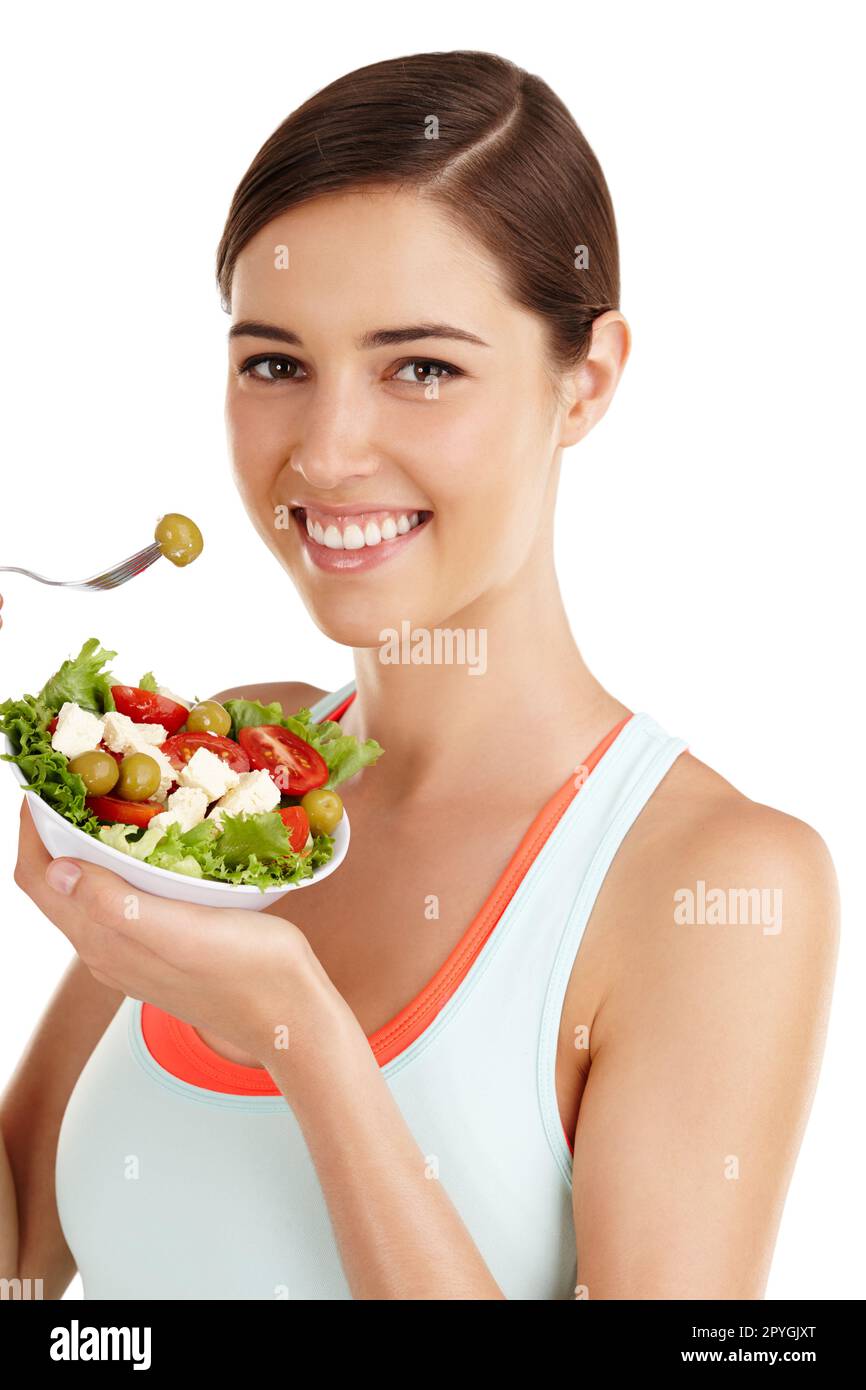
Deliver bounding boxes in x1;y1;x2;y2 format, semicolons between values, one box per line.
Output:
291;506;433;572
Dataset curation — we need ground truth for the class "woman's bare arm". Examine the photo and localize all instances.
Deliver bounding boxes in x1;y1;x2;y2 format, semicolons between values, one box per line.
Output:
268;993;507;1299
1;947;125;1296
570;799;840;1300
0;677;323;1295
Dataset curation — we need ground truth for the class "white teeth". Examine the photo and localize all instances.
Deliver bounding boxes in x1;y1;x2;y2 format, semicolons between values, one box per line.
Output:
303;509;426;550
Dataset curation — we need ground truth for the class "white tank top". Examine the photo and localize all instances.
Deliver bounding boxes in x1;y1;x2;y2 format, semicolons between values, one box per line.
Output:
54;681;687;1299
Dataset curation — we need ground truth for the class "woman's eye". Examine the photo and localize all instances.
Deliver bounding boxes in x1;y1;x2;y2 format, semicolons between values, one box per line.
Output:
239;355;305;383
236;355;462;387
392;359;461;386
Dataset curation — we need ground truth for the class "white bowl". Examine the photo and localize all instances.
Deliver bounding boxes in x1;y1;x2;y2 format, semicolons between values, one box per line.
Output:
3;734;349;910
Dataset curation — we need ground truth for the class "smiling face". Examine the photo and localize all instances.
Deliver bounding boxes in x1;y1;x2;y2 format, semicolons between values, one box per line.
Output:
225;186;570;645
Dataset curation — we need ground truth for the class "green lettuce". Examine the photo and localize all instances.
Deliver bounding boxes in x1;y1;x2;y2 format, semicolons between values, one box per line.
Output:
0;638;119;834
223;697;383;789
38;637;117;720
99;821;168;861
99;812;334;890
138;671;159;692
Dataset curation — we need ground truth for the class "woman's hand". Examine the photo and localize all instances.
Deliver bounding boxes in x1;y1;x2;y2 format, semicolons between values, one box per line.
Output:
13;798;361;1097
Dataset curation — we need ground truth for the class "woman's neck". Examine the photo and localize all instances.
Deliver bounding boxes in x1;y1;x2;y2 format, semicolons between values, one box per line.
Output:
337;560;629;807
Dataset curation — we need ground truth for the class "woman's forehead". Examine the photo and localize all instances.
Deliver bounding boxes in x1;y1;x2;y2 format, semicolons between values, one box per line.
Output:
230;195;532;347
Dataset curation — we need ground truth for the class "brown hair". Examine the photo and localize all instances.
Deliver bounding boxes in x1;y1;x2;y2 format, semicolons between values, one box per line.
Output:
216;50;619;391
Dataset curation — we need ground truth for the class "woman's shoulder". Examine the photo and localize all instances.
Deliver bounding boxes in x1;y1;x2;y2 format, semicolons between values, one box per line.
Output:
592;746;840;1039
641;748;837;894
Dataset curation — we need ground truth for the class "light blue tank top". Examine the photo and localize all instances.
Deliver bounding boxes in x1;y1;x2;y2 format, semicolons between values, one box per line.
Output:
54;684;687;1299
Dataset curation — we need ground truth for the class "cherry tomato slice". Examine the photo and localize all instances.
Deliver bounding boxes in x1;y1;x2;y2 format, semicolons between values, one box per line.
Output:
278;806;310;853
111;685;189;735
238;725;328;795
86;794;164;827
160;731;250;774
47;716;58;734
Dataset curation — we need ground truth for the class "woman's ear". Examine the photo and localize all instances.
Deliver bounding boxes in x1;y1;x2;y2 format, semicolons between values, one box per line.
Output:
558;311;631;448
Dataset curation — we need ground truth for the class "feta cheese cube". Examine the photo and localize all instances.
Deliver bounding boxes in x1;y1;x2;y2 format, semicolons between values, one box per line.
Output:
156;685;191;709
149;786;208;835
101;711;134;752
178;746;241;802
102;711;167;750
51;702;105;760
100;710;176;801
127;722;167;746
207;769;280;829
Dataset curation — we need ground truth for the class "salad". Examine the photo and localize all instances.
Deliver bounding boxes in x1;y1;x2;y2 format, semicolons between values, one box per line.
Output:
0;638;383;891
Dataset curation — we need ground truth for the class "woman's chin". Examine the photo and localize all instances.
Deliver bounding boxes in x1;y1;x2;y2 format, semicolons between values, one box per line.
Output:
303;596;426;651
288;559;444;649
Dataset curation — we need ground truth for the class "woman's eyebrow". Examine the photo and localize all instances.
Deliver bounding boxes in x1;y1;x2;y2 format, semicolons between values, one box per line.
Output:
228;320;490;349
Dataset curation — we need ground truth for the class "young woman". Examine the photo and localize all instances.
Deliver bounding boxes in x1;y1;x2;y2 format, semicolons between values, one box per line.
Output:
1;50;839;1301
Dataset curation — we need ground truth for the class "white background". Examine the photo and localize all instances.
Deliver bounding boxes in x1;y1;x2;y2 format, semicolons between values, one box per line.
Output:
1;0;862;1300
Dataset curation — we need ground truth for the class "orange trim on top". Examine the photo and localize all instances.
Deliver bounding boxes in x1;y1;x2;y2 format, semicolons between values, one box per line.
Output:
324;691;356;724
366;712;631;1066
140;696;633;1103
141;1002;281;1095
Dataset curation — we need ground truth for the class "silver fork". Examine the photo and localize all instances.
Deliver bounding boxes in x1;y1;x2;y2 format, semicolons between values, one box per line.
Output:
0;541;164;592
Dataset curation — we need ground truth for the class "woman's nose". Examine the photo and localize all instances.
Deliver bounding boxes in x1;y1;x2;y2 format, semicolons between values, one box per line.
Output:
288;391;382;492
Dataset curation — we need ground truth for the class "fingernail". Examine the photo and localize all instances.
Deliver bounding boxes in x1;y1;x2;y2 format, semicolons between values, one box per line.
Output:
46;860;82;894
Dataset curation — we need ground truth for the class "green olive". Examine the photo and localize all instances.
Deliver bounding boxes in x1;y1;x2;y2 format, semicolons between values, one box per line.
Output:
68;749;120;796
154;513;203;567
300;788;343;836
185;699;231;736
116;752;161;801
